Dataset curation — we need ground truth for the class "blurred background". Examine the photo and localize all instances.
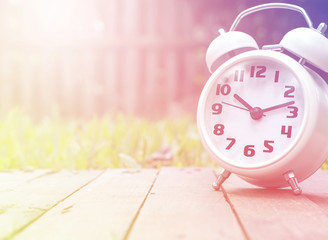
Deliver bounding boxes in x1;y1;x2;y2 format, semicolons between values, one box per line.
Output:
0;0;327;119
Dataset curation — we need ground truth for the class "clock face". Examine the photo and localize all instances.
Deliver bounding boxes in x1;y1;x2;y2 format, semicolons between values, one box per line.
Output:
201;57;305;167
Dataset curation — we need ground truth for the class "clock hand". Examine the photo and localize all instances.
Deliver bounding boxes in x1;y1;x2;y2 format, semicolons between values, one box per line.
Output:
262;101;295;113
233;94;267;120
233;94;254;110
222;102;249;111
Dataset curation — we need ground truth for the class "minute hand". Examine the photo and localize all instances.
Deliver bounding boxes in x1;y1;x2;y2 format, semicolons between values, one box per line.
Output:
262;101;295;113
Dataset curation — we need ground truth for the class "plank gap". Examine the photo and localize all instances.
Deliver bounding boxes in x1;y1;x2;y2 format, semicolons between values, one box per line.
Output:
213;169;251;240
7;170;106;239
123;169;160;240
128;167;244;240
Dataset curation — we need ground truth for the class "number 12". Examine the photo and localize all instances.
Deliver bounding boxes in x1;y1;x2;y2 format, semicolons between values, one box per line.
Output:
250;66;266;78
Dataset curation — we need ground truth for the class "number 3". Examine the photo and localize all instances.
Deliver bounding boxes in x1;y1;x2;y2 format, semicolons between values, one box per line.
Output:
287;106;298;118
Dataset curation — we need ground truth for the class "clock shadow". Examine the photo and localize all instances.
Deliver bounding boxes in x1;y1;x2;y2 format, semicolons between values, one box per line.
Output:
222;186;297;200
222;185;328;216
218;174;298;199
213;171;328;205
302;192;328;216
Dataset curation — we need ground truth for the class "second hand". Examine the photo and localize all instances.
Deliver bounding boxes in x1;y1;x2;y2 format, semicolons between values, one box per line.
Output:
222;101;267;117
222;102;249;111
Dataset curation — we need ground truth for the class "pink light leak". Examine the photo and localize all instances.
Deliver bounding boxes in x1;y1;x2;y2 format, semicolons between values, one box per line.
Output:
0;0;326;118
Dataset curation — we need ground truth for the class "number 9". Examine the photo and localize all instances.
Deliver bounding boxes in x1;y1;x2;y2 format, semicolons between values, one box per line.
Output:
212;103;222;114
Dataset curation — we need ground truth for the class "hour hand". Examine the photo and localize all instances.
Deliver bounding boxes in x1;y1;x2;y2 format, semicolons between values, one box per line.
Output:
233;94;254;110
233;94;265;120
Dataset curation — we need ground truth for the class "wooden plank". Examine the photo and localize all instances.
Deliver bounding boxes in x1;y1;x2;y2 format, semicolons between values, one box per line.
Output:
80;51;97;117
121;0;140;36
162;0;179;113
0;49;14;113
0;170;103;239
144;50;160;115
161;0;178;38
0;170;51;192
103;0;119;37
142;0;161;116
38;49;57;116
14;169;158;240
60;52;78;116
219;169;328;240
165;50;179;112
143;0;160;36
297;170;328;216
2;168;328;240
104;50;120;112
120;0;142;114
128;167;244;240
121;49;141;114
20;51;34;114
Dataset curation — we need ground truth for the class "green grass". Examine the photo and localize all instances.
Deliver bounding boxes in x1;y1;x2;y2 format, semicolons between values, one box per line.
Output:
1;108;327;171
0;108;214;170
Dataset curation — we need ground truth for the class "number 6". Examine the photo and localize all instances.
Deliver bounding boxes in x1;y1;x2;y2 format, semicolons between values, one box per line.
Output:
244;145;255;157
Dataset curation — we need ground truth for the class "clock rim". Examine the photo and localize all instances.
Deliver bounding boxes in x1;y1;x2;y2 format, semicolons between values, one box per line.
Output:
197;50;314;170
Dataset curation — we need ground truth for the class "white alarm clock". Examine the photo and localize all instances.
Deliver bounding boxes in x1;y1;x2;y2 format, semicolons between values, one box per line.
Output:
197;3;328;194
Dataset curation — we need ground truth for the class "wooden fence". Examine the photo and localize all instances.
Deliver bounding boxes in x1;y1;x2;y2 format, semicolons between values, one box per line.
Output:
1;0;317;118
0;0;214;118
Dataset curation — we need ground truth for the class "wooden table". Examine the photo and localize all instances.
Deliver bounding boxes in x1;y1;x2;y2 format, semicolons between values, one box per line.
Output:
1;167;328;240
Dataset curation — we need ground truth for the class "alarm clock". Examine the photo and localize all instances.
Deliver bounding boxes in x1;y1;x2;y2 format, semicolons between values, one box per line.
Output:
197;3;328;195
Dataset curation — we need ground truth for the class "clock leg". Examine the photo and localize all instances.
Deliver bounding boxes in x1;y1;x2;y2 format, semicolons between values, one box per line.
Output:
213;168;231;190
283;170;302;195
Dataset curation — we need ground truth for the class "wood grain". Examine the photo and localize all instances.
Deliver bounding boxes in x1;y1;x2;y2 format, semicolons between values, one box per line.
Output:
0;170;51;192
14;169;158;240
128;167;245;240
297;170;328;217
219;170;328;240
2;168;328;240
0;170;103;239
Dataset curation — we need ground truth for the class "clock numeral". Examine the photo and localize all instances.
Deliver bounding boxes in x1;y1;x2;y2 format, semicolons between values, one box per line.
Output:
281;125;292;138
234;70;244;82
212;103;222;115
226;138;236;150
250;66;266;78
287;106;298;118
274;71;280;83
284;86;295;98
244;145;255;157
226;140;275;156
216;84;231;96
213;124;225;135
263;140;274;153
